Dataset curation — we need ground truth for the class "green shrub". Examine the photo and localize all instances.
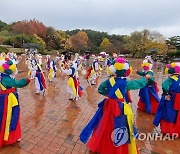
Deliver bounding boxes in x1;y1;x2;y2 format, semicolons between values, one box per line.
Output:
0;46;8;53
167;50;180;57
39;50;49;55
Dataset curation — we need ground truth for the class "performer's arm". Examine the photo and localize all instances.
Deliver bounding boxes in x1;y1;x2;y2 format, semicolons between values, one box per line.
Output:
162;78;172;95
2;77;30;88
98;80;108;96
136;70;144;76
61;68;72;76
146;71;154;84
126;77;148;90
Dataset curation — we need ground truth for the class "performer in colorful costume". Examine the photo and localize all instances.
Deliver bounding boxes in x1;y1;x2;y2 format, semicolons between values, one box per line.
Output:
61;61;83;101
80;57;151;154
137;57;160;114
7;53;18;65
154;62;180;135
73;53;83;79
48;59;57;82
31;59;46;94
0;53;6;58
86;57;100;85
27;58;36;79
36;54;43;68
0;57;30;147
7;52;20;78
105;55;112;67
45;55;51;71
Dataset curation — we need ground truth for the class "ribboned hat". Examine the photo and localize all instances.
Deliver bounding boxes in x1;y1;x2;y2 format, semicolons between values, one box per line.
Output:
107;57;132;77
0;52;6;58
7;52;14;59
46;55;50;58
165;62;180;75
75;53;79;58
0;57;17;75
141;57;153;71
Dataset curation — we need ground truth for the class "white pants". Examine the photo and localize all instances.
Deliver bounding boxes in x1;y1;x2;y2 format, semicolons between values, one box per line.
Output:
31;70;36;79
67;86;76;99
88;73;97;84
35;77;44;93
49;70;56;82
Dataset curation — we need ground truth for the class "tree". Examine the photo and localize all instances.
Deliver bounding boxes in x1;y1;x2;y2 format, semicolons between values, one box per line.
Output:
11;36;22;48
124;32;141;57
32;34;46;51
69;31;89;52
100;38;113;52
0;20;7;31
166;36;180;50
100;38;111;49
12;19;47;38
56;30;71;50
0;37;4;45
124;29;166;57
45;27;61;50
66;29;109;53
0;30;10;36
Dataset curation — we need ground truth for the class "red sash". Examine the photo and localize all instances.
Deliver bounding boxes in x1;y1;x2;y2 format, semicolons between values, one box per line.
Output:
0;88;16;94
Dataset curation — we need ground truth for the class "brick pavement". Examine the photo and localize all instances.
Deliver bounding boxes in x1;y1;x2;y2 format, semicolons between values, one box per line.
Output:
0;58;180;154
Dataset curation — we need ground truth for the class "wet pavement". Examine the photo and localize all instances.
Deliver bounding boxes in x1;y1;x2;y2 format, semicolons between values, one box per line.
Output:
0;56;180;154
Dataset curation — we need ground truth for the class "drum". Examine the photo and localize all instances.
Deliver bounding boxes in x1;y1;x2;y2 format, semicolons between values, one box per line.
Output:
58;62;64;68
97;71;102;76
81;69;87;75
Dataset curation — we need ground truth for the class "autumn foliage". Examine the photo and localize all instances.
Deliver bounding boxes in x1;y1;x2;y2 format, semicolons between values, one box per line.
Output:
70;31;88;51
12;19;47;38
0;19;179;56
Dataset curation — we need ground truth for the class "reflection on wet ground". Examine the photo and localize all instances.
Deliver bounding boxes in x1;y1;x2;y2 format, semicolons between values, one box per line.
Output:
0;56;180;154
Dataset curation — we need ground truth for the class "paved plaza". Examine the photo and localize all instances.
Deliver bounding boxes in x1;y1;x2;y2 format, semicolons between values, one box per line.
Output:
0;57;180;154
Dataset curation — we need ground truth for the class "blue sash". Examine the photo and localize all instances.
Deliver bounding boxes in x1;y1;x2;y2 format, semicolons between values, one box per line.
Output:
154;94;177;126
80;99;105;143
139;84;160;113
69;67;75;77
106;78;126;99
80;78;128;144
36;73;44;91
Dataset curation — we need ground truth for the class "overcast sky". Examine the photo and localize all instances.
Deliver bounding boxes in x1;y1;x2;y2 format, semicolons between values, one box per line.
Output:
0;0;180;38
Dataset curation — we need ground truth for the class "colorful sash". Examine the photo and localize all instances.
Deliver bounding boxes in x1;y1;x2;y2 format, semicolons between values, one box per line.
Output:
153;94;177;126
80;77;137;154
154;76;180;126
48;68;53;79
109;77;124;101
139;83;160;113
109;77;137;153
67;77;77;97
87;61;97;79
36;64;46;89
0;83;19;141
28;70;31;76
67;67;77;97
